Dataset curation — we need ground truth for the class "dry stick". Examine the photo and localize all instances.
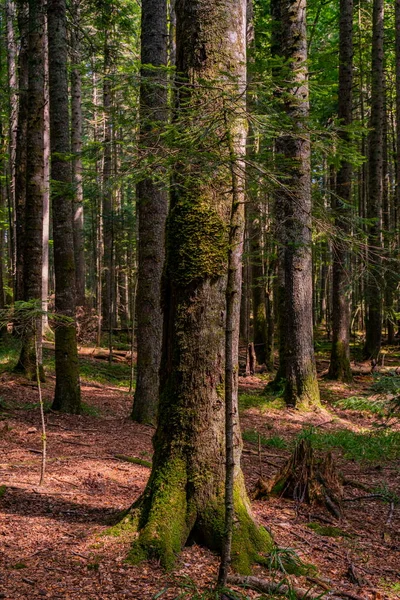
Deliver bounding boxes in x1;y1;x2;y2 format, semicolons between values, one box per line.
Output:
386;501;395;526
35;332;46;486
258;433;263;478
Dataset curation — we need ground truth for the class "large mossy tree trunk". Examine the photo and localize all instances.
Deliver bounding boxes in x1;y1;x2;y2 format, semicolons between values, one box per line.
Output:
48;0;81;413
273;0;320;408
328;0;353;382
363;0;384;360
122;0;272;573
132;0;168;426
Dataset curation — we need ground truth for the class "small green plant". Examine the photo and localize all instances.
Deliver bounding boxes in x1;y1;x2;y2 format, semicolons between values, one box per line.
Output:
242;429;288;449
374;483;400;505
307;522;349;538
266;546;317;576
335;396;387;416
12;562;28;569
0;485;6;498
80;402;101;417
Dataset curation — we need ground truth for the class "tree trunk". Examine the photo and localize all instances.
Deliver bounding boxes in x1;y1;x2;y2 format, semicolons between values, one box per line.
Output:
71;0;85;307
14;0;29;303
122;0;272;572
15;0;45;379
42;17;50;332
101;9;114;333
328;0;353;382
48;0;81;413
5;0;18;278
273;0;320;408
363;0;384;360
132;0;168;425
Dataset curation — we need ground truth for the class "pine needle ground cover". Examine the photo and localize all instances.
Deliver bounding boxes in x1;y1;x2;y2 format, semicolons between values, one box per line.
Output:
0;345;399;599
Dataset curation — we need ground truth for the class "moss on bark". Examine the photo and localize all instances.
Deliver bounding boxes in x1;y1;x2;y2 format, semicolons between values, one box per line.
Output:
328;341;352;383
123;469;273;573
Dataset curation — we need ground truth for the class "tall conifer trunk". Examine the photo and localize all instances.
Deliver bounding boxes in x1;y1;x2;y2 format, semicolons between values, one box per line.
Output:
15;0;45;379
273;0;320;407
71;0;85;307
14;0;28;303
328;0;353;382
364;0;384;360
123;0;272;571
48;0;81;413
132;0;168;425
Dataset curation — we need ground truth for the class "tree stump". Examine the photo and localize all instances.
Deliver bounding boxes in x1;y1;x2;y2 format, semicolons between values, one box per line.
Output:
252;438;342;517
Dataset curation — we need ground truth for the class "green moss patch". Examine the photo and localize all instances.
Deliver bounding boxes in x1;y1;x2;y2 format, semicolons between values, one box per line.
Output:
307;522;349;538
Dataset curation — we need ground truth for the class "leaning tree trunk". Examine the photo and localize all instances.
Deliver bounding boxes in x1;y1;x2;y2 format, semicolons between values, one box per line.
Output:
274;0;320;408
15;0;45;379
363;0;384;360
131;0;168;426
328;0;353;382
48;0;81;413
122;0;272;573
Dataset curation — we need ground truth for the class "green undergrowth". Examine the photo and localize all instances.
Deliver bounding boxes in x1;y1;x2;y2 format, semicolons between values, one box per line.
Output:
335;395;388;416
78;358;132;388
239;391;285;411
266;546;317;576
297;427;400;462
242;429;288;449
0;338;132;388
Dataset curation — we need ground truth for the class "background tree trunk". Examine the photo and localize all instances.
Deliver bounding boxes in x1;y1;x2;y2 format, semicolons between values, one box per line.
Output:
48;0;81;413
15;0;45;379
328;0;353;382
363;0;384;360
132;0;168;425
71;0;85;307
274;0;320;408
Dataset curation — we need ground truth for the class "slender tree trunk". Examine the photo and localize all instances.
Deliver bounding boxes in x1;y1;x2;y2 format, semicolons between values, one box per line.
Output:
15;0;45;379
71;0;85;307
328;0;353;382
274;0;320;407
5;0;18;279
48;0;81;413
42;17;50;332
364;0;384;360
131;0;168;425
123;0;272;572
395;0;400;344
102;10;113;331
14;0;29;303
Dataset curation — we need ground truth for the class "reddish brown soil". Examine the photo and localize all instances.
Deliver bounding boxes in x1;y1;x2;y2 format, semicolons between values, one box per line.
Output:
0;359;399;599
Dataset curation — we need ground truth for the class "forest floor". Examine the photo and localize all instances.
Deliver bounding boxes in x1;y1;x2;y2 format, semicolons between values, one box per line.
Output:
0;339;399;600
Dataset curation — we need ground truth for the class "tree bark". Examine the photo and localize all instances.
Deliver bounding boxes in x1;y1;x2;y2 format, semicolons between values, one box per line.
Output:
47;0;81;413
273;0;320;408
14;0;29;303
122;0;272;572
363;0;384;360
131;0;168;425
5;0;18;278
15;0;45;379
328;0;353;382
71;0;86;307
